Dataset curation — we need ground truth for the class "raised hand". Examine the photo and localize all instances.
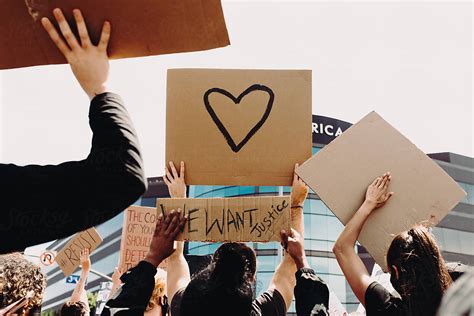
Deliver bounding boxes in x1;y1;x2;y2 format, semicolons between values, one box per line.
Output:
291;163;309;207
365;172;394;209
144;210;187;267
80;248;91;272
280;228;308;269
164;161;187;198
41;8;110;100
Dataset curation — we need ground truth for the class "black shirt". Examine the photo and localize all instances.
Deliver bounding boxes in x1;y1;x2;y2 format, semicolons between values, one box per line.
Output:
294;268;329;316
171;287;286;316
365;281;404;316
0;93;146;253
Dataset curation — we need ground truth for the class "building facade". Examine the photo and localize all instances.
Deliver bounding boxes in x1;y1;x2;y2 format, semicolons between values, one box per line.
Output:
37;115;473;314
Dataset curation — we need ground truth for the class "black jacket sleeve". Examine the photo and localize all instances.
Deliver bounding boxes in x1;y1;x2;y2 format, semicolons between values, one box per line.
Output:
294;268;330;316
0;93;146;253
101;260;156;316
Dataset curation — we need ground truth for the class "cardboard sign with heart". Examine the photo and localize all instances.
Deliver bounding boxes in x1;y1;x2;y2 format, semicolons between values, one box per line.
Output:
166;69;312;186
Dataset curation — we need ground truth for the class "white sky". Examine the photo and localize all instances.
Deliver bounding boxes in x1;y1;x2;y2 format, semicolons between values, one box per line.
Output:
0;1;472;178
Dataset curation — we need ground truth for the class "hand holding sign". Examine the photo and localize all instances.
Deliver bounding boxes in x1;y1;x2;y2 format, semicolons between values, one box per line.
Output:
41;9;111;100
291;163;309;208
364;173;394;210
164;161;187;198
80;248;91;272
144;210;187;267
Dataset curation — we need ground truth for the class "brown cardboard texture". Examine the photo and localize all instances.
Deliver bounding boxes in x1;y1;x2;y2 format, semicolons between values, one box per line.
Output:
156;196;291;242
119;206;168;271
296;111;466;270
55;227;103;276
0;0;230;70
166;69;312;186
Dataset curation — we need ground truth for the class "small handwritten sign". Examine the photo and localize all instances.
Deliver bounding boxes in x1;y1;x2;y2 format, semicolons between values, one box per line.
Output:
119;206;168;271
157;196;291;242
56;227;103;276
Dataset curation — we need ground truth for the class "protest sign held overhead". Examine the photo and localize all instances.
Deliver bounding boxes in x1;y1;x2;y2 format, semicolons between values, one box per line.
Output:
296;111;466;270
55;227;103;276
166;69;312;186
157;196;291;242
0;0;229;70
119;206;169;271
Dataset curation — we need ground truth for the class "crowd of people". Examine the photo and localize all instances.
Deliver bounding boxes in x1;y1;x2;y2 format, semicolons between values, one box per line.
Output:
0;8;472;316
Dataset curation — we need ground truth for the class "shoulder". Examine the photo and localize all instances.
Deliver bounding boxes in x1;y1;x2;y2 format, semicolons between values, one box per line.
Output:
365;281;403;316
252;288;286;316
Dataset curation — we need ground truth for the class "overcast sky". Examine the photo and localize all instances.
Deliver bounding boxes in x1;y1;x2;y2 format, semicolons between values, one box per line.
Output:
0;1;472;178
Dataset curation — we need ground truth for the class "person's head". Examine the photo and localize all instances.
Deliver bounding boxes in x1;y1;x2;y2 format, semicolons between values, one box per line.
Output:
60;301;88;316
387;225;452;315
0;252;46;315
145;274;167;315
181;242;257;316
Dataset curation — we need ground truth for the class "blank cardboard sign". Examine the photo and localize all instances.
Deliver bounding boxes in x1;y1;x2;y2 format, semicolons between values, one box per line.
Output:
0;0;229;70
166;69;312;186
296;111;466;269
156;196;291;242
55;227;103;276
119;206;168;272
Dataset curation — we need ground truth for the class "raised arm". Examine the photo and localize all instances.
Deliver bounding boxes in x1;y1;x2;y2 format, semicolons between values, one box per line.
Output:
163;161;192;303
69;248;91;312
268;164;308;310
333;173;393;306
1;9;146;253
103;211;185;315
281;228;330;316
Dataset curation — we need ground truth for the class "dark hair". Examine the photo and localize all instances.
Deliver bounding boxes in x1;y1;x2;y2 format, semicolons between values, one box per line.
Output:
181;243;257;316
386;225;452;316
60;301;88;316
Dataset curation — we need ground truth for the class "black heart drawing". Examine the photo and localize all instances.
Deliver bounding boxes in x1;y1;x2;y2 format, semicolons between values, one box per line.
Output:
203;84;275;153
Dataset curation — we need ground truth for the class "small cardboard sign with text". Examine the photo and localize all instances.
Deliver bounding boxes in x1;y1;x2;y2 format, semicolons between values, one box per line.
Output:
166;69;312;186
119;206;168;272
157;196;291;242
296;111;466;270
56;227;103;277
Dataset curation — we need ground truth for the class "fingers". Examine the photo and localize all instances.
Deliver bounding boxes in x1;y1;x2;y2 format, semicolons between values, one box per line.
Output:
98;21;111;52
165;165;173;182
41;17;71;58
163;170;171;186
72;9;91;48
170;161;179;179
293;163;299;183
280;229;289;250
170;209;185;236
180;161;185;179
165;213;179;235
53;8;80;50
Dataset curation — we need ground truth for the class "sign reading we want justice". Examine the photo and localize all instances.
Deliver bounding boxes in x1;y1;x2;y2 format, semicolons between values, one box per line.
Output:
119;196;290;270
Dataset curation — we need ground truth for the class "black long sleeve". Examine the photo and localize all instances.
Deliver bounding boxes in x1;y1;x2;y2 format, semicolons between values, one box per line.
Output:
0;93;146;253
101;260;156;316
294;268;330;316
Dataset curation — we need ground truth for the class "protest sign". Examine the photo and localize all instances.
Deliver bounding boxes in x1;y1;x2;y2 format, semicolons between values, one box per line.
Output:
55;227;102;276
156;196;291;242
119;206;168;271
166;69;312;186
0;0;229;70
296;111;466;270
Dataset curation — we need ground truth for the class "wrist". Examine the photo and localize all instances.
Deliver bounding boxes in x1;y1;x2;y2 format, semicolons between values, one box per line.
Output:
143;251;164;268
362;200;377;210
293;255;309;270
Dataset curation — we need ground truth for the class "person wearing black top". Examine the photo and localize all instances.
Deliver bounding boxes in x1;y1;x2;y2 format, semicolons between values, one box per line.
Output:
164;162;309;316
0;8;146;253
281;228;330;316
333;173;453;316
